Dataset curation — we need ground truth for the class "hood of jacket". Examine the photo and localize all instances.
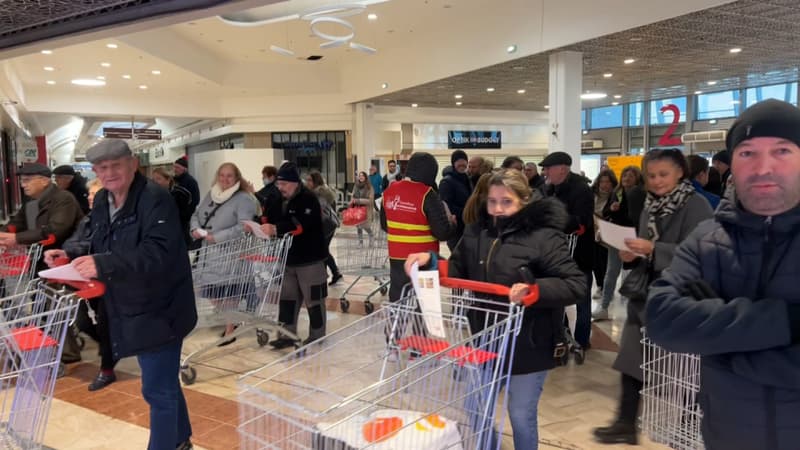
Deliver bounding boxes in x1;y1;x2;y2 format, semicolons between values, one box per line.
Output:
477;196;569;236
406;152;438;190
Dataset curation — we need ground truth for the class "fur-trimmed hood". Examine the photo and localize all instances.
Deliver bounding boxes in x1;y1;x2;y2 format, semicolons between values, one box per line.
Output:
477;196;569;235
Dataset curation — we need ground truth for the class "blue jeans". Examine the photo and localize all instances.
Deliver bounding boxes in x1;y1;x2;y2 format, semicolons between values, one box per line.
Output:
508;371;548;450
574;270;593;347
137;340;192;450
602;250;623;309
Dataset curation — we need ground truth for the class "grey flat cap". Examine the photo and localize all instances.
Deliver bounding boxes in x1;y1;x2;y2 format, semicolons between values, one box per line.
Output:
85;139;132;164
18;163;51;177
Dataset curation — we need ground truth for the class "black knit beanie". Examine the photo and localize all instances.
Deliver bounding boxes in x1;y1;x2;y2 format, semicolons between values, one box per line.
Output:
727;99;800;151
276;162;300;183
450;150;468;167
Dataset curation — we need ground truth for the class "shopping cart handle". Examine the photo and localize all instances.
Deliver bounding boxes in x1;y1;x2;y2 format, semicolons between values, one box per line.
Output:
574;225;586;236
40;234;56;246
47;257;106;299
437;260;539;306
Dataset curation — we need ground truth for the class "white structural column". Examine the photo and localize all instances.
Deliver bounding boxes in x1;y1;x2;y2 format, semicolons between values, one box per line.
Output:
352;102;376;172
548;51;583;170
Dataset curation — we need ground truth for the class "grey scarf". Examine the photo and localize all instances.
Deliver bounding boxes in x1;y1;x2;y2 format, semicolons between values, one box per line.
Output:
644;179;695;241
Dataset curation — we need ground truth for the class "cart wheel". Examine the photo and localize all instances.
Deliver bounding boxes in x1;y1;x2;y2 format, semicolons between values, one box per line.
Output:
180;366;197;385
76;335;85;350
573;347;586;365
379;286;388;296
364;301;375;315
57;363;66;379
559;353;570;366
256;330;270;347
340;298;350;313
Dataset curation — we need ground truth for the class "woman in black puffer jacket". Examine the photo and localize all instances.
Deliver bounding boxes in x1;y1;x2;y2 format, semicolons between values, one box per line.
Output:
406;169;587;450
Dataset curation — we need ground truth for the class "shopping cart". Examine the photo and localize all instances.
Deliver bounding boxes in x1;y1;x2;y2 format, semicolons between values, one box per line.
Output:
333;218;389;314
238;265;538;450
180;233;293;385
0;227;56;297
640;332;704;450
0;278;103;449
559;227;586;365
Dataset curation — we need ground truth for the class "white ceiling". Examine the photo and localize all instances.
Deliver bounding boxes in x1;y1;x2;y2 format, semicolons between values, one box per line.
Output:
0;0;737;161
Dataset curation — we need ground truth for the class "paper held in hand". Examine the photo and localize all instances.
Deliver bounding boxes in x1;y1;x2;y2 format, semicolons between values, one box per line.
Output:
39;264;90;282
596;218;641;255
409;262;447;339
241;220;270;239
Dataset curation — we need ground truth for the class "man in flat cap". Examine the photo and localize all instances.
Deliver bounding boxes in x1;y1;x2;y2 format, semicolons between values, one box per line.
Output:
44;139;197;450
646;99;800;449
540;151;595;358
53;165;90;214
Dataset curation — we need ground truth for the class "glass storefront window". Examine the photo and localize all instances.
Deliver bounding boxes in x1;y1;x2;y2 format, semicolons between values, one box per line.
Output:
650;97;687;124
746;83;798;107
697;90;741;120
589;105;623;129
628;102;645;127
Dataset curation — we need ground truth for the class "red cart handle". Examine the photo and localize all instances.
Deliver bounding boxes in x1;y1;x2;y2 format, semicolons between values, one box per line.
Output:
436;260;539;307
44;256;106;299
5;226;56;246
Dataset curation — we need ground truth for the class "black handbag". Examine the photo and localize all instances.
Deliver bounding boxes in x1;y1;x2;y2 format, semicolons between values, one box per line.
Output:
619;258;652;303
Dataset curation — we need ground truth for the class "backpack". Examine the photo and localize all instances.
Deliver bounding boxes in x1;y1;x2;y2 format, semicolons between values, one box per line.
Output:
321;200;340;240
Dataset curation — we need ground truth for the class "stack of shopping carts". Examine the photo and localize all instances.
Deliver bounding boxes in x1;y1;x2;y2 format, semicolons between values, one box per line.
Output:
0;234;53;297
333;219;389;314
640;333;704;450
239;282;529;450
181;234;293;385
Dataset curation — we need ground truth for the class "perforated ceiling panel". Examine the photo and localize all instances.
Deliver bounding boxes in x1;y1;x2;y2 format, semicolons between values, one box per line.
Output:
366;0;800;111
0;0;229;50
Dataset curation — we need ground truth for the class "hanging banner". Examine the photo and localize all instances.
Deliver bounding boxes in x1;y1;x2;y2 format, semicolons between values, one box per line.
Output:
447;131;501;149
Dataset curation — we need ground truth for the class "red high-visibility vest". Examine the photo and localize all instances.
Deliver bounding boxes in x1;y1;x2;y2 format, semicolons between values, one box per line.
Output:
383;180;439;260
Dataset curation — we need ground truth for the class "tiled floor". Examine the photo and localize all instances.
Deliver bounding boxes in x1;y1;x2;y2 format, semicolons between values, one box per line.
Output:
44;274;667;450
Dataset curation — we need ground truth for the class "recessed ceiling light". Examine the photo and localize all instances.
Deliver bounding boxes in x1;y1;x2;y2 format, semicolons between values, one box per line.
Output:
517;89;526;94
43;66;55;71
454;94;463;99
512;66;524;70
612;102;620;106
694;90;703;95
151;70;161;75
96;76;105;80
581;92;608;100
613;95;622;99
139;85;148;90
106;43;118;49
455;102;462;106
100;62;111;67
709;119;718;124
507;44;517;54
41;50;52;55
582;130;589;135
122;74;131;79
381;82;389;89
544;105;550;109
411;103;418;108
603;73;613;78
367;13;377;20
486;87;495;92
629;37;643;42
624;58;635;64
707;81;718;86
46;80;55;85
729;47;742;54
71;79;106;87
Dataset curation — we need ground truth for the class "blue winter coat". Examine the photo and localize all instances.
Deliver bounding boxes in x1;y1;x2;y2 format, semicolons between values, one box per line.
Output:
647;199;800;450
66;172;197;359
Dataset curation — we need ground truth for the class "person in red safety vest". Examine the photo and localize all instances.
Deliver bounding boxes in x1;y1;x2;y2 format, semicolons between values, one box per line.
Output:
380;152;457;302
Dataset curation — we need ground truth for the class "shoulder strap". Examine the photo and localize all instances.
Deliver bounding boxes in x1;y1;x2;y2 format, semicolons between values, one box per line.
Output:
200;203;224;229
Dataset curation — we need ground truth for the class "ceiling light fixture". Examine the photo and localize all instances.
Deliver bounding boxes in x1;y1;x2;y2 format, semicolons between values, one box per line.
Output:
486;87;495;92
624;58;635;64
367;13;377;20
613;95;622;99
581;92;608;100
411;103;418;108
139;85;148;90
456;102;462;106
694;90;703;95
709;119;718;124
96;76;105;80
101;62;111;67
729;47;742;54
603;73;613;78
507;44;518;54
582;130;589;135
544;105;550;109
707;81;718;86
71;79;106;87
122;74;131;79
517;89;526;94
454;94;463;99
46;80;55;85
151;70;161;75
381;83;389;89
270;45;295;57
612;102;620;106
43;66;54;71
106;43;118;49
41;50;52;55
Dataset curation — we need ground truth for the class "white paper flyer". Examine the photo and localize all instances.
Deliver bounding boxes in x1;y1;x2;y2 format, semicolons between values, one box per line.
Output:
410;262;447;338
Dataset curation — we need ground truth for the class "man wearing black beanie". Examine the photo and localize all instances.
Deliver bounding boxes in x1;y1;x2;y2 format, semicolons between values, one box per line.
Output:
381;152;456;303
173;156;200;214
439;149;472;250
646;99;800;450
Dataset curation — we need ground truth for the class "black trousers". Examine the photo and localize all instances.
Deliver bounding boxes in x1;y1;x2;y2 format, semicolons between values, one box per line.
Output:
324;236;339;276
74;298;116;370
593;242;608;289
618;372;643;424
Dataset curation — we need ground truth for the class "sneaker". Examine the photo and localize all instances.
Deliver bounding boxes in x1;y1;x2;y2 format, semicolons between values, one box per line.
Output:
592;307;609;321
329;273;343;286
88;371;116;391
